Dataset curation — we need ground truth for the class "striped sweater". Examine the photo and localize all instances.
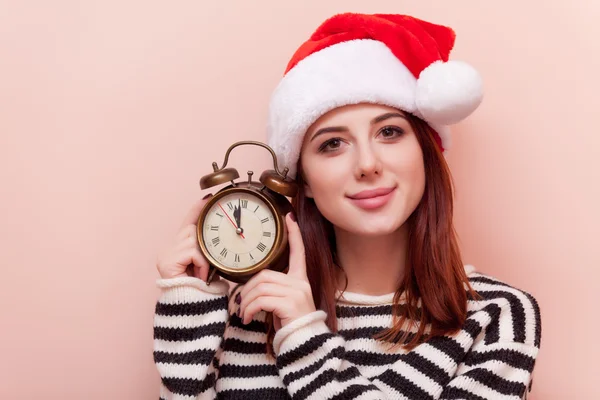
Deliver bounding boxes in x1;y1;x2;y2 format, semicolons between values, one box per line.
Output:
153;264;542;399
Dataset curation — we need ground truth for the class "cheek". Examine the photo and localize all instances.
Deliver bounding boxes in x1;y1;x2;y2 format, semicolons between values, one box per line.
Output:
302;157;348;205
392;150;426;206
378;139;425;203
409;163;426;207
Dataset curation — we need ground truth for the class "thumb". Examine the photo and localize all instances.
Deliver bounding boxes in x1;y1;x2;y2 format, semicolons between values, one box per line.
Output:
285;212;307;279
180;193;213;228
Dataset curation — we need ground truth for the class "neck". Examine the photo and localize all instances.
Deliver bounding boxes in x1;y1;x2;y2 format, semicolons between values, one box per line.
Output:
333;223;408;296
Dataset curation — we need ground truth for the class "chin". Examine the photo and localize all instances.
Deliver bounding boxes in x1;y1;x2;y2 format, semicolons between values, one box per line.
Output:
332;208;405;236
355;217;403;236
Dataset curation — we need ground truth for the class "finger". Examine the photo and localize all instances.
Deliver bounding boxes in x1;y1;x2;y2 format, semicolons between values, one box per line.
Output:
190;248;210;281
171;227;201;263
242;296;289;325
239;282;290;319
239;269;292;302
193;265;202;280
180;194;213;228
173;227;198;256
193;264;216;283
285;212;307;279
176;223;197;242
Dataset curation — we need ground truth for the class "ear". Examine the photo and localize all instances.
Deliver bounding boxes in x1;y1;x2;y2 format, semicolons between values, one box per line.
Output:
304;182;313;198
298;169;314;198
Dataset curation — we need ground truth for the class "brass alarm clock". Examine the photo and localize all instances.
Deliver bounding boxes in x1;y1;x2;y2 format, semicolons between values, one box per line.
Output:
197;141;297;285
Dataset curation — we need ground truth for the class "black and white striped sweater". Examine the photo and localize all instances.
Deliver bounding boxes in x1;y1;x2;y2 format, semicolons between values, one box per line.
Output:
153;264;542;399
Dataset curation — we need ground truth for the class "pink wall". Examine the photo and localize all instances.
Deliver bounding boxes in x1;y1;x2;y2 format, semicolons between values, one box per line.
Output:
1;1;597;398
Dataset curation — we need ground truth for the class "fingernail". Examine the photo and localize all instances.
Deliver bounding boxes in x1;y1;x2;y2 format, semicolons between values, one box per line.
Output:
202;193;213;200
235;293;241;304
288;212;296;222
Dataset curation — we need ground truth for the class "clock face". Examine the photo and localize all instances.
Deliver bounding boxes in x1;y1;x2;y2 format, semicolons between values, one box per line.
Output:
202;191;277;270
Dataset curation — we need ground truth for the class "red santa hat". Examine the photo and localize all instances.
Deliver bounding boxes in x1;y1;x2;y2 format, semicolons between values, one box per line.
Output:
266;12;483;179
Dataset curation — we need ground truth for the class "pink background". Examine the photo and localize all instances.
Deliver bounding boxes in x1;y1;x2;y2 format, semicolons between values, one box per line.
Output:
1;1;598;398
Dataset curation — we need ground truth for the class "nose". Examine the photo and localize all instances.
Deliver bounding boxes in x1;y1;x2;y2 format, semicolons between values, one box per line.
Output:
354;142;382;179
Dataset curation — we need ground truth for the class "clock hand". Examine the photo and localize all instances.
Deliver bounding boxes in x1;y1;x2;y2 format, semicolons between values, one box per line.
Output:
238;198;242;231
233;204;240;227
218;203;245;239
233;202;243;235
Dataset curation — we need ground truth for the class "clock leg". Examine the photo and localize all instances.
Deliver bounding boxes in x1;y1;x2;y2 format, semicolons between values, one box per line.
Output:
206;266;218;286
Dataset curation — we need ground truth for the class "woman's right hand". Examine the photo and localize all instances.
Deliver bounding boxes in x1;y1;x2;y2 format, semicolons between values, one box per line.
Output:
156;194;216;282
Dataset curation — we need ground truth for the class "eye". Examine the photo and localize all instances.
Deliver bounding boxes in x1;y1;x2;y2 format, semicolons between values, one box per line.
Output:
379;126;405;139
318;138;344;153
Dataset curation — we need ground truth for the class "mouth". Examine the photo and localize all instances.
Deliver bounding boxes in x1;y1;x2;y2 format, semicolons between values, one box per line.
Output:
347;186;397;210
347;186;396;200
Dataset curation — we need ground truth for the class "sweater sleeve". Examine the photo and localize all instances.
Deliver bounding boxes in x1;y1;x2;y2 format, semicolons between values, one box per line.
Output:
273;310;387;399
438;341;539;400
438;285;543;400
153;276;230;399
273;294;542;400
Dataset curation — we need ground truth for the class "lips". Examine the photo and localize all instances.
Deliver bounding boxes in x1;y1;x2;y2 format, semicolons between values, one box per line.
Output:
347;186;397;210
348;186;396;200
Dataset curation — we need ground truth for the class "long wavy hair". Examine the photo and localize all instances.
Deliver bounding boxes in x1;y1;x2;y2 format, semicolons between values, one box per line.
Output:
263;112;481;358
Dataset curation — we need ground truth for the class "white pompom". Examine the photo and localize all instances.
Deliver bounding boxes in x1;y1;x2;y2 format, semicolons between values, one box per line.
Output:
415;60;483;125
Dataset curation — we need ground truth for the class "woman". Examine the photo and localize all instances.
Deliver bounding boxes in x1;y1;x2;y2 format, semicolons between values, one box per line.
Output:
153;13;542;400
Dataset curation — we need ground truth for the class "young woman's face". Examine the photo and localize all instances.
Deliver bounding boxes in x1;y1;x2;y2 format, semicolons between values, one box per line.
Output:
300;103;426;236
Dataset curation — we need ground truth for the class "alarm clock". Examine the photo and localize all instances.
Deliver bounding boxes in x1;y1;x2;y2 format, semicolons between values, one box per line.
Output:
197;141;297;285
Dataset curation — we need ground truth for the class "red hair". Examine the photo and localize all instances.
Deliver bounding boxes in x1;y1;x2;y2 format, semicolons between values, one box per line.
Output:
263;113;481;356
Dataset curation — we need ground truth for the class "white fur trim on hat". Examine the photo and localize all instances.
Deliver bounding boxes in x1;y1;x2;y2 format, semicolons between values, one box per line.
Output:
267;39;463;179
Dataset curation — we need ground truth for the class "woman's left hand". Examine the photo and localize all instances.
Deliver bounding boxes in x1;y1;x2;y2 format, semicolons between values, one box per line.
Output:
237;213;316;331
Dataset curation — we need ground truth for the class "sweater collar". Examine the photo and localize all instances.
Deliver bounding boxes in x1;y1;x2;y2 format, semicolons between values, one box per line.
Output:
334;264;476;306
335;289;400;306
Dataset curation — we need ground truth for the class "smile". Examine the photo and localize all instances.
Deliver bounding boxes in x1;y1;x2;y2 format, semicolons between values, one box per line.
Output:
347;186;396;210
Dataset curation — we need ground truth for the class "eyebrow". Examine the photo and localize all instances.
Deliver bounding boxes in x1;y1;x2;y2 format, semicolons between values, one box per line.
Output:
309;112;407;143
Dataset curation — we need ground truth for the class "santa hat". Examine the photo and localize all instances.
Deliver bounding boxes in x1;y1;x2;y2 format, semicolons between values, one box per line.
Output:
266;12;483;179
